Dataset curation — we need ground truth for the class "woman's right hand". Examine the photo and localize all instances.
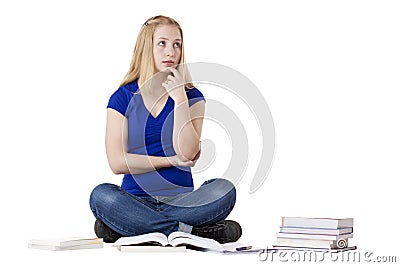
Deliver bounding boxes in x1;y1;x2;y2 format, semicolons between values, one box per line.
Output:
168;155;196;167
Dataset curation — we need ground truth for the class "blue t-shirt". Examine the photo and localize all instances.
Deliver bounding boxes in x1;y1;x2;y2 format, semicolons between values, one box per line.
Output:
107;79;205;196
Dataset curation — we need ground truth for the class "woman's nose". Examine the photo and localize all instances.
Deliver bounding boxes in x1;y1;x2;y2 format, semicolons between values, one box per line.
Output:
166;45;175;57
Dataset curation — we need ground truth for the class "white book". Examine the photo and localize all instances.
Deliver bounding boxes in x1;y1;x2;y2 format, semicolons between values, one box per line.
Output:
113;231;254;254
279;226;353;235
282;217;353;229
28;237;103;251
273;246;357;253
29;237;103;247
28;243;103;251
276;232;353;240
273;238;348;249
117;245;187;253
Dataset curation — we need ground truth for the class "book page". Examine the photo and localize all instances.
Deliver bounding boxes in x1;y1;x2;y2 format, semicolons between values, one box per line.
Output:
118;245;187;253
167;232;223;251
113;232;169;247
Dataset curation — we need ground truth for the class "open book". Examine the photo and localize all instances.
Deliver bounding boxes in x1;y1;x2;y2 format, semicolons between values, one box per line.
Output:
113;231;260;253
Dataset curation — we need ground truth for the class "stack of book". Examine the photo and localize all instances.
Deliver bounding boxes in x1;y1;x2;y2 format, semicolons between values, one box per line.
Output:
272;217;356;251
28;237;103;251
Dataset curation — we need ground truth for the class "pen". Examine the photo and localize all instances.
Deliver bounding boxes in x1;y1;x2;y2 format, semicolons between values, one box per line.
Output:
236;245;252;251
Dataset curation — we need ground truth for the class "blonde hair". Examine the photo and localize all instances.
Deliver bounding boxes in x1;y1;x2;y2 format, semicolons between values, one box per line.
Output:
120;15;194;90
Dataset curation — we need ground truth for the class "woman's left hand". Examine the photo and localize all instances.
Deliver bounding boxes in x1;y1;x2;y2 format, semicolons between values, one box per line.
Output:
162;68;187;103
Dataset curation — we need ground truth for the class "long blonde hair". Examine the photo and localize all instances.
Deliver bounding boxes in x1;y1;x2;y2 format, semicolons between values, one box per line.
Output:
120;15;194;90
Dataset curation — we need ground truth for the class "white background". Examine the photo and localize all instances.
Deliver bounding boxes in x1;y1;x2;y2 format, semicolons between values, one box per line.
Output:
1;0;399;265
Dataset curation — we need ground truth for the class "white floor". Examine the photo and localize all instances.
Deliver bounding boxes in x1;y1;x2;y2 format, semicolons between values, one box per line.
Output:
2;1;400;266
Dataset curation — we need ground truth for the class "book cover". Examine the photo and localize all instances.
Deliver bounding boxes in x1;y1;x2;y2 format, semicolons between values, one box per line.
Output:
282;217;353;229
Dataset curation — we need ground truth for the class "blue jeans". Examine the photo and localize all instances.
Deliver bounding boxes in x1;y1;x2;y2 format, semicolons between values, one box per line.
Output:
89;178;236;236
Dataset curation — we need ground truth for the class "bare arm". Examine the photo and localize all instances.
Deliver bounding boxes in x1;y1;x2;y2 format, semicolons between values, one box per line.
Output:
173;99;205;161
162;68;205;161
105;108;194;175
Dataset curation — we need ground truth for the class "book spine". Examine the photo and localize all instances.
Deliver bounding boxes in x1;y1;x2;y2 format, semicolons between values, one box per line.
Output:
279;226;353;235
273;238;348;249
276;232;353;240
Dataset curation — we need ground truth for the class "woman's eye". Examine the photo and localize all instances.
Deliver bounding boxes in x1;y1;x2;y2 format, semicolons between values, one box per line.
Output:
158;41;166;46
174;42;181;48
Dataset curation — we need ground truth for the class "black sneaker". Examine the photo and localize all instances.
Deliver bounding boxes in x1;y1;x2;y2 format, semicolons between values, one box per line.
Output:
191;220;242;243
94;219;122;243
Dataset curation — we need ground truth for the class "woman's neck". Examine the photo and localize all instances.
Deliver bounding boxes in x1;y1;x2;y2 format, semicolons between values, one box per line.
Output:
142;71;169;97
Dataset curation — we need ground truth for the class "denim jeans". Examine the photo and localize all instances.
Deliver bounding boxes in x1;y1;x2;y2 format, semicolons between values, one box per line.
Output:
89;178;236;236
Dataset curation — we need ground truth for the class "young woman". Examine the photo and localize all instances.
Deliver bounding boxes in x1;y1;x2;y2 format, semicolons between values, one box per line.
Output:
89;15;241;243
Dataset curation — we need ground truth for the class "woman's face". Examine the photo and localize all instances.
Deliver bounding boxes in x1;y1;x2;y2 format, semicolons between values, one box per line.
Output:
153;25;182;73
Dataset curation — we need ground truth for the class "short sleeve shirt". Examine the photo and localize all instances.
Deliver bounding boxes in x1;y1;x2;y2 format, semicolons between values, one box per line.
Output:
107;80;205;196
